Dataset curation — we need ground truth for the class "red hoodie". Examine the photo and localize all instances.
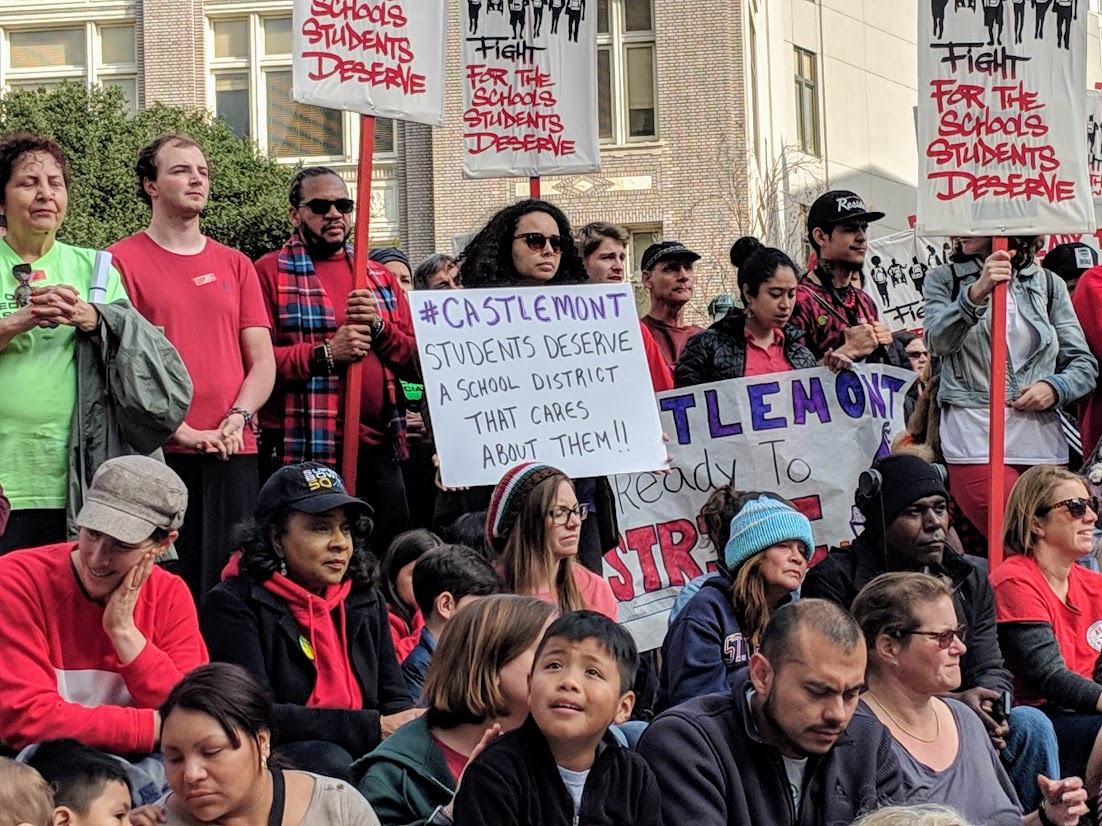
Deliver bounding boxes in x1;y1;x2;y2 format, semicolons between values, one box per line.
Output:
388;606;424;663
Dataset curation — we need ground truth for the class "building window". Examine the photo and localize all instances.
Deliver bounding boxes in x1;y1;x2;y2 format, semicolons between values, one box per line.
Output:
627;225;662;275
747;18;761;161
597;0;657;144
208;14;395;161
793;47;820;157
2;23;138;112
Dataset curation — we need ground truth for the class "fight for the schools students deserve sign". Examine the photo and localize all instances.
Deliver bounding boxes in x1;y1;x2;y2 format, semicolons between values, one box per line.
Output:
292;0;446;126
409;284;667;488
917;0;1092;236
607;365;916;651
461;0;600;178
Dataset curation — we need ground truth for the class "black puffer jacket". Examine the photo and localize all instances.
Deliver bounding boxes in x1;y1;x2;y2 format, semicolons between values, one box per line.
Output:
674;312;818;388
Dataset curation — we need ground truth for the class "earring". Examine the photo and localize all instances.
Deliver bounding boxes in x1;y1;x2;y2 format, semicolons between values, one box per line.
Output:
279;558;288;576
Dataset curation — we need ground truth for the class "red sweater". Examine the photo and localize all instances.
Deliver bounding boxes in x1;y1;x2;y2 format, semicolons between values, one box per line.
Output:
0;543;208;753
1073;265;1102;455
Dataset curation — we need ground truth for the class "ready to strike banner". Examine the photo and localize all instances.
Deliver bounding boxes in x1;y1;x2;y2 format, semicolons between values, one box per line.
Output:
292;0;446;126
409;284;666;487
608;365;916;651
862;229;951;332
461;0;600;178
917;0;1092;236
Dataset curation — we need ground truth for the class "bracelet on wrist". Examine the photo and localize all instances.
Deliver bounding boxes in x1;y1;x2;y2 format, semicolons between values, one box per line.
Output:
1037;798;1055;826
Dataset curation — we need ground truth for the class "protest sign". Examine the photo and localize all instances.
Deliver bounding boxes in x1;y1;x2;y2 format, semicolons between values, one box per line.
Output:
461;0;600;178
409;284;666;487
862;229;951;331
607;365;916;650
917;1;1093;236
292;0;446;126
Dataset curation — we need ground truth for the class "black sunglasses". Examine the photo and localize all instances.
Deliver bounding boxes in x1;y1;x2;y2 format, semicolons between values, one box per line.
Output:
300;198;355;216
899;624;966;649
514;232;563;253
11;263;32;308
1038;497;1100;519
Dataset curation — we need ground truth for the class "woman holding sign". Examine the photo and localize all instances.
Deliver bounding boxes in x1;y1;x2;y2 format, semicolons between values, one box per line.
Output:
673;238;818;387
923;237;1096;541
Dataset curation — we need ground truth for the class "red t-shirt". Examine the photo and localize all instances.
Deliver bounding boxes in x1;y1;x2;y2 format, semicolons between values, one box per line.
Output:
640;322;673;393
991;554;1102;706
432;734;470;782
109;232;270;453
743;328;793;377
640;315;704;372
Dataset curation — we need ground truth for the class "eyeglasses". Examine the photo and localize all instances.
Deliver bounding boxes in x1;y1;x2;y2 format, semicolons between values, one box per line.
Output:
899;624;966;649
548;504;589;525
906;350;929;361
1038;497;1100;519
515;232;563;253
300;198;355;215
11;263;32;308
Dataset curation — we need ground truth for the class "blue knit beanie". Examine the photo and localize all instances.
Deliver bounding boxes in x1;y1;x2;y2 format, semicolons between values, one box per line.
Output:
723;497;815;572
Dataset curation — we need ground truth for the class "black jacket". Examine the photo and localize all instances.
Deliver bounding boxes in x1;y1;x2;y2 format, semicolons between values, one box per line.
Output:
200;576;413;757
674;314;819;388
637;674;904;826
452;716;662;826
802;536;1013;695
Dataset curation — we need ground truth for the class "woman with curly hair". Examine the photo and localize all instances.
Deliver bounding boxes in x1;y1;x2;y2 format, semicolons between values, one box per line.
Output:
200;463;419;778
458;198;585;288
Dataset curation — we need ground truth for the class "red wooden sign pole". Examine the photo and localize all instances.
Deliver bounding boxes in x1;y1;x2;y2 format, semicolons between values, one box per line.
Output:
341;114;377;494
987;236;1009;569
529;176;541;199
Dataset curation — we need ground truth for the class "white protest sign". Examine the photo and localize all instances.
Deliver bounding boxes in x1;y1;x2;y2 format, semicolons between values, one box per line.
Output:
461;0;600;178
606;365;916;650
862;229;951;331
292;0;446;126
917;0;1093;235
409;284;666;487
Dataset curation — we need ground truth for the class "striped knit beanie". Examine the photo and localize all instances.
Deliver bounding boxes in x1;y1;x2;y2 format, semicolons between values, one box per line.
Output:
723;496;815;572
486;463;561;552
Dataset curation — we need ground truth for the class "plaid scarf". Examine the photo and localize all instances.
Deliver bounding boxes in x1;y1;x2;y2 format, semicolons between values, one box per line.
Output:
275;231;408;466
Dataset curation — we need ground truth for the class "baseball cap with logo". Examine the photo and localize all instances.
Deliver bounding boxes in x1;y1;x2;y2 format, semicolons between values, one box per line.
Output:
76;456;188;544
806;190;886;234
1044;242;1098;281
256;462;373;518
641;240;702;272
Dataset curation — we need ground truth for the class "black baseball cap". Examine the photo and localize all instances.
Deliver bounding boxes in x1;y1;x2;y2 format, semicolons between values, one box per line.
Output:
807;190;885;233
641;240;702;272
1044;242;1098;280
256;462;373;518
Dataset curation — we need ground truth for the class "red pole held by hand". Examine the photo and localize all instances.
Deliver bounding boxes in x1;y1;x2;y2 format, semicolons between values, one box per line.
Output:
529;176;540;199
987;236;1009;569
341;115;376;494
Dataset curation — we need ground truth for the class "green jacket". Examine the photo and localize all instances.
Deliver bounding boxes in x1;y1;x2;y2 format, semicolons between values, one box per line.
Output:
66;299;192;540
353;715;455;826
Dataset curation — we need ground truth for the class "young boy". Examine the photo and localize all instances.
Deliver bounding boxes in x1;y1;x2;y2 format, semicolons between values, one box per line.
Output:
0;758;53;826
404;544;501;698
451;611;662;826
25;740;132;826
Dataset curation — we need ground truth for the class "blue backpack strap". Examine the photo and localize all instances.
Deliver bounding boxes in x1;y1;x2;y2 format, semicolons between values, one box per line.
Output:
89;250;112;304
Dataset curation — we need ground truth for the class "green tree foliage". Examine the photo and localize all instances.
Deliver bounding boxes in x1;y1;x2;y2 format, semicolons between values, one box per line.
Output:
0;83;296;260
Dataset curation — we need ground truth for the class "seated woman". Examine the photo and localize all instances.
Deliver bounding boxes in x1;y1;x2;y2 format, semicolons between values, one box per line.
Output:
487;463;617;618
852;571;1087;826
674;238;817;387
380;529;442;661
353;594;557;826
157;663;381;825
992;465;1102;792
657;494;813;710
201;463;419;778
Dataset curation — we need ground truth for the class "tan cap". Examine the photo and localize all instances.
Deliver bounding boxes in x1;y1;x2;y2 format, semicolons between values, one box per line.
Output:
76;456;188;543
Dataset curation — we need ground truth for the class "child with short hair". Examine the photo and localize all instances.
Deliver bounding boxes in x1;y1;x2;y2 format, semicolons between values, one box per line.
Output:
404;544;502;699
25;739;132;826
0;758;53;826
452;611;662;826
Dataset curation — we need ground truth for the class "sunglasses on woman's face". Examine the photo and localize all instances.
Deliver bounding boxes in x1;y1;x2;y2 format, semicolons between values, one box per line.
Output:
514;232;563;253
1039;497;1100;519
301;198;355;216
900;624;967;649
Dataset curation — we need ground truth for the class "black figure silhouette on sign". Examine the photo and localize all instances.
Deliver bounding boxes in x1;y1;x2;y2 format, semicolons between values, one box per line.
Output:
509;0;527;39
927;245;944;269
982;0;1005;45
549;0;565;33
566;0;584;43
909;257;928;298
870;256;891;306
468;0;482;34
888;258;908;287
532;0;545;37
1054;0;1076;50
932;0;950;38
1012;0;1026;42
1035;0;1053;39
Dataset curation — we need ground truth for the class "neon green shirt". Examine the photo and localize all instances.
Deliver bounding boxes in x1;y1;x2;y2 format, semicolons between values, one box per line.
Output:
0;239;127;510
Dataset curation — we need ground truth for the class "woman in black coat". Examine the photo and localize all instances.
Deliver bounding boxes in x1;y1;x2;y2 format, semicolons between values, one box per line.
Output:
675;238;818;387
200;462;419;779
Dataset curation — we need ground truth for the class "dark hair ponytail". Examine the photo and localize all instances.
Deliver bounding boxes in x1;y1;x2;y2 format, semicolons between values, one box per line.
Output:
736;243;799;300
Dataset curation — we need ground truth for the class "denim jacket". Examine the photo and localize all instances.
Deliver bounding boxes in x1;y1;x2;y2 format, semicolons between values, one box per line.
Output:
924;258;1097;409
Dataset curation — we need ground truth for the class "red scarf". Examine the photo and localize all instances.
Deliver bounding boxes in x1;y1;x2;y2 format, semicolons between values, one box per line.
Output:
262;573;363;710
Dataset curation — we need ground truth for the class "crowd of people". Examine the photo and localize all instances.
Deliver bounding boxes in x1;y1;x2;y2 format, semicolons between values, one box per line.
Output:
6;127;1102;826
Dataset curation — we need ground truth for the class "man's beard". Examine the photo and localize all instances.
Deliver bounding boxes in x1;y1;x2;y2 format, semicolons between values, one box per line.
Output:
299;222;347;258
762;690;845;758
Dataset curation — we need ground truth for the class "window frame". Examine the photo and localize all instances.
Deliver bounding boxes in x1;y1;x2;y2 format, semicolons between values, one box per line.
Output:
597;0;659;146
793;46;821;158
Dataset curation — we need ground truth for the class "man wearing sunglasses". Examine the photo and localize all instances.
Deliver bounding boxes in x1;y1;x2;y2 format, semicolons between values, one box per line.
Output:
639;241;704;373
803;454;1061;813
254;166;419;554
109;134;276;602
